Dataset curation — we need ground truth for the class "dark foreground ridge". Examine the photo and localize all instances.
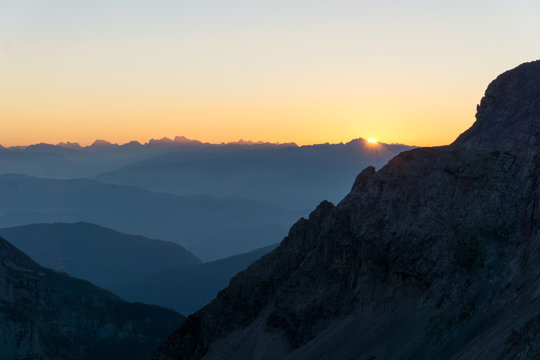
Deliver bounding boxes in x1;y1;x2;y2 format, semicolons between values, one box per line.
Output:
0;236;185;360
152;60;540;360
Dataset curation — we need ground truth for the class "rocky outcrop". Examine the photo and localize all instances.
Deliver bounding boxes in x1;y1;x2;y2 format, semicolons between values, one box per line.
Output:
454;60;540;152
0;236;185;360
152;60;540;360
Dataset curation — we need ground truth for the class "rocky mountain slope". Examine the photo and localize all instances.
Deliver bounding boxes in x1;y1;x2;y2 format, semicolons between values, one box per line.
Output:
0;236;185;360
152;60;540;360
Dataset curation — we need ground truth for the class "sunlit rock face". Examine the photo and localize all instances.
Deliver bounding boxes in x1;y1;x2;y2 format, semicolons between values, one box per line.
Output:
0;236;184;360
152;60;540;360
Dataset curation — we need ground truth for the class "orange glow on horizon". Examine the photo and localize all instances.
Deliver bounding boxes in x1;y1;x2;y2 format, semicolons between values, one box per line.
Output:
0;2;537;149
0;87;477;148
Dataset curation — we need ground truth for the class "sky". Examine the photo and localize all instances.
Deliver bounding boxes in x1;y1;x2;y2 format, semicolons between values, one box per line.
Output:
0;0;539;147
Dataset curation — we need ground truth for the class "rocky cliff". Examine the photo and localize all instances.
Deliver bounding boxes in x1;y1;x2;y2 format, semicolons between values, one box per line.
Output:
152;60;540;360
0;236;185;360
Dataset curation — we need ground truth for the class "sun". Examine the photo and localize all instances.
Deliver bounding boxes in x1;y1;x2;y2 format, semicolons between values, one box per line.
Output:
368;138;378;144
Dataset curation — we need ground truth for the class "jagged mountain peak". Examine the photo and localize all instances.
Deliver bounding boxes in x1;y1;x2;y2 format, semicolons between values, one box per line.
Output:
91;139;117;148
453;60;540;152
56;141;82;149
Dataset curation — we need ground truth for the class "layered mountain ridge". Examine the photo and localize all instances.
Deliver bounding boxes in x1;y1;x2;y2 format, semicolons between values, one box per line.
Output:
0;175;298;260
0;222;200;291
0;221;277;315
152;60;540;359
0;236;184;360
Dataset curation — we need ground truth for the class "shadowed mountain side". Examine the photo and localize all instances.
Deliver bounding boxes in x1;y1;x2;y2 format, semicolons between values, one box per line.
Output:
96;140;411;210
0;222;200;293
0;176;301;260
119;244;279;315
0;236;185;360
152;61;540;360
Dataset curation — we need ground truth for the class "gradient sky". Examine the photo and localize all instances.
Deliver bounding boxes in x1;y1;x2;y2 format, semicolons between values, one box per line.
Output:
1;0;539;147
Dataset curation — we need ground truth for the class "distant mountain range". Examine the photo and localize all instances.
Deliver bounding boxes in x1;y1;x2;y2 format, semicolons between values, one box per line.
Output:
4;135;303;151
0;175;299;260
95;139;412;209
0;136;302;179
0;138;412;210
0;235;184;360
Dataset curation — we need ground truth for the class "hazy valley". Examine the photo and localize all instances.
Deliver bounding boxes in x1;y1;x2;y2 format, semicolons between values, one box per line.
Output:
0;136;410;359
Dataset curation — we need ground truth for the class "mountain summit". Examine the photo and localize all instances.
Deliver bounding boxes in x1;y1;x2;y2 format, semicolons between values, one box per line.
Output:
454;60;540;152
152;61;540;360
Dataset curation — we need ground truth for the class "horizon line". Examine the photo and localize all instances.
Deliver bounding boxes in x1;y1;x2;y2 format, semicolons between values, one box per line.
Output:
1;136;415;149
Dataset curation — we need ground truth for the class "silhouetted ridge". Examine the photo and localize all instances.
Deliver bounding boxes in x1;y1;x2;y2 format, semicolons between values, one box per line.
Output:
453;60;540;151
